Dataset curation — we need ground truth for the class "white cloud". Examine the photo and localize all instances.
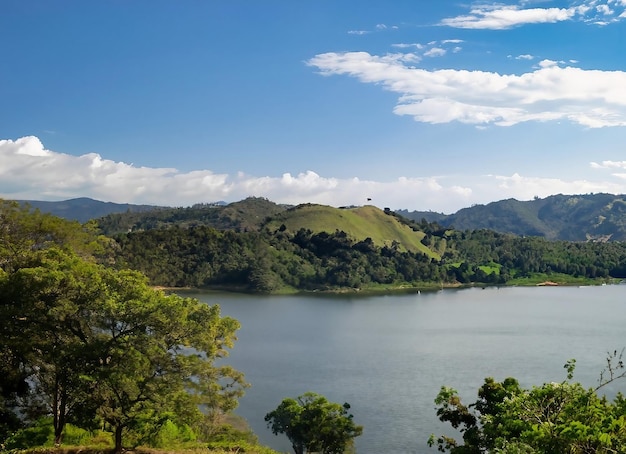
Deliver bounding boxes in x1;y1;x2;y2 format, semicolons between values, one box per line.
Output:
348;30;369;35
307;51;626;128
440;5;579;29
538;58;559;68
590;160;626;169
424;47;446;57
440;1;626;29
392;43;424;50
516;54;535;60
491;173;618;200
2;137;626;214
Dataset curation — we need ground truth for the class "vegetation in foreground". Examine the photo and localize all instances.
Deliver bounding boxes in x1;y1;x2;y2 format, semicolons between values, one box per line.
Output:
265;392;362;454
0;201;260;453
430;351;626;453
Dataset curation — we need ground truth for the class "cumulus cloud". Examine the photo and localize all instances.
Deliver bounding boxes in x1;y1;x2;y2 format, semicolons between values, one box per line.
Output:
441;5;579;29
307;51;626;128
440;0;626;29
590;160;626;169
491;173;620;200
424;47;446;57
2;137;626;214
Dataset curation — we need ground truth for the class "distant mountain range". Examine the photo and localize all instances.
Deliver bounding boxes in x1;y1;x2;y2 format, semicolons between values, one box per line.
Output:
18;193;626;241
397;193;626;241
20;197;163;223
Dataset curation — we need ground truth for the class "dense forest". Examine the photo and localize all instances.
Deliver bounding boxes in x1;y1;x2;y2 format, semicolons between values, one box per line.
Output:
105;200;626;293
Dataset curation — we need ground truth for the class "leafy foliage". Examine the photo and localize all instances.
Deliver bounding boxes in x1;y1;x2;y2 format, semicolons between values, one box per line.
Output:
112;225;446;291
109;219;626;292
97;197;287;235
265;392;362;454
0;199;247;452
429;351;626;453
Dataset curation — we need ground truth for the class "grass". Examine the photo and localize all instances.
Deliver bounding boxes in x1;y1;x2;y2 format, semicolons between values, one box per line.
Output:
506;272;610;286
265;204;439;259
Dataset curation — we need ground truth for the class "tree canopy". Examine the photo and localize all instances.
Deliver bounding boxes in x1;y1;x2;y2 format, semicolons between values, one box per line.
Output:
265;392;362;454
0;200;247;452
429;352;626;453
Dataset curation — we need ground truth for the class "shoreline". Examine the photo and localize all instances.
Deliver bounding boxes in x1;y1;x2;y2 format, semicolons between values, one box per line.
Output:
155;277;615;297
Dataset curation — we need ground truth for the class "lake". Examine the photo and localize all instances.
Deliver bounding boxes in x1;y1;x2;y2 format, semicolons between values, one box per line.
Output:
184;285;626;454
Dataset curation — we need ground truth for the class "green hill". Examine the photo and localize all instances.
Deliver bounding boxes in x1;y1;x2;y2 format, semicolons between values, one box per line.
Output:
96;197;288;235
265;204;438;259
398;193;626;241
20;197;162;223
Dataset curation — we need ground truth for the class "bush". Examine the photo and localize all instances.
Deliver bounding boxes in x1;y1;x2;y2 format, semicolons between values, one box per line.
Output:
4;417;54;450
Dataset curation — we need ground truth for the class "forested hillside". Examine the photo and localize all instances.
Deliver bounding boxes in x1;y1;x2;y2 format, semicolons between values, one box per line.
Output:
398;193;626;241
20;197;164;223
22;193;626;241
97;197;287;235
106;203;626;292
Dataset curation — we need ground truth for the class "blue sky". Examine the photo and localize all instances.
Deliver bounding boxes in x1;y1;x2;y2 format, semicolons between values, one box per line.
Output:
2;0;626;213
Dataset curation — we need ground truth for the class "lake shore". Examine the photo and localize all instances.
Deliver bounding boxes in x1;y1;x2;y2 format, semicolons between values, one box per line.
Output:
157;274;616;296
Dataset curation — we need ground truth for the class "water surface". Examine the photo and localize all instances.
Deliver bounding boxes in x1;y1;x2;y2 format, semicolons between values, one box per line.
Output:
185;285;626;454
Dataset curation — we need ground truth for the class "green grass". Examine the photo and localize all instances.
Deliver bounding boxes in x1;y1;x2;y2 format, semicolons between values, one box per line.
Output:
478;263;501;275
507;272;608;286
266;204;439;259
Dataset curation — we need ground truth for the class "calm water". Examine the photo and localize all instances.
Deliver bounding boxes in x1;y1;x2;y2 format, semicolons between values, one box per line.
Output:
184;285;626;454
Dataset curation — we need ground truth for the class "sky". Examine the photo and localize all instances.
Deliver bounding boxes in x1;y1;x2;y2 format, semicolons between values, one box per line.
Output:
2;0;626;213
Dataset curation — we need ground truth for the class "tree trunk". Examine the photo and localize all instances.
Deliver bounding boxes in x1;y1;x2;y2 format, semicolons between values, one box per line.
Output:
114;425;124;453
53;376;67;445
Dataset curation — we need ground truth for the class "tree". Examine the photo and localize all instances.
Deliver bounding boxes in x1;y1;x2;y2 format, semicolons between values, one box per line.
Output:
80;269;247;453
265;392;362;454
429;352;626;453
0;199;112;444
0;200;247;451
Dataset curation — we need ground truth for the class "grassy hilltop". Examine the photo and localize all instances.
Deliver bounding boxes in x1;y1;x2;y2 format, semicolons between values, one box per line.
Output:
264;203;437;258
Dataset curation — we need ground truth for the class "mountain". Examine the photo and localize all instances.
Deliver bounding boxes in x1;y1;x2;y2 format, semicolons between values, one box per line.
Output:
397;193;626;241
15;192;626;241
19;197;163;223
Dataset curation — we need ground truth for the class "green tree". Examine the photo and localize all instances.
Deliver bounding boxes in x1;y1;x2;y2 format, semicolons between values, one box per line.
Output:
85;270;247;452
429;352;626;453
265;392;362;454
0;199;111;444
0;200;247;451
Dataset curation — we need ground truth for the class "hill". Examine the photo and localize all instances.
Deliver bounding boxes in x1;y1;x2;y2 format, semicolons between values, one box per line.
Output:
20;197;163;223
265;203;436;258
397;193;626;241
14;192;626;241
96;197;288;235
12;195;626;293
